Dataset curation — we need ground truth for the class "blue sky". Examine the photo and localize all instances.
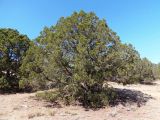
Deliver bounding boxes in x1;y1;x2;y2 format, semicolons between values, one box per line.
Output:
0;0;160;63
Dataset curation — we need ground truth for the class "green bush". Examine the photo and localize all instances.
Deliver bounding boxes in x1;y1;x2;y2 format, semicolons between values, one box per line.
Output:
36;86;117;108
36;91;60;102
78;87;117;108
0;77;10;90
19;79;33;92
0;28;30;91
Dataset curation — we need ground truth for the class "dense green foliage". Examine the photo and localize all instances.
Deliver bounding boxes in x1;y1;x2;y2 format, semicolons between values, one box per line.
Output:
20;11;159;107
0;28;30;91
19;42;47;91
0;11;160;107
114;44;142;84
153;63;160;79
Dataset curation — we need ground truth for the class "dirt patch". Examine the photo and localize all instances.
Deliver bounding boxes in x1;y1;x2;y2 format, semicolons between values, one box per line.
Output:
0;81;160;120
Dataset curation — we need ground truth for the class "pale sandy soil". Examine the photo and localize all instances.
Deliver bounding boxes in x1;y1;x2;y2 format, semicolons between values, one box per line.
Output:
0;81;160;120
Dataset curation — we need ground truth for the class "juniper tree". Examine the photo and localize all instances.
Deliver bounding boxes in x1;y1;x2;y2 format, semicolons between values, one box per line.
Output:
21;11;121;107
0;28;30;91
116;44;141;84
21;11;158;107
153;63;160;79
116;44;155;84
20;27;59;90
138;58;155;82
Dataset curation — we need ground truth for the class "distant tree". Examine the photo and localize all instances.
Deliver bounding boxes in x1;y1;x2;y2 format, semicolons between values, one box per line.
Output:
152;63;160;79
116;45;156;84
19;41;48;91
114;44;141;84
0;28;30;91
138;58;155;82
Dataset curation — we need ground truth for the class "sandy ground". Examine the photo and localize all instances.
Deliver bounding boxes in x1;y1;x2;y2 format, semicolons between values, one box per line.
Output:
0;81;160;120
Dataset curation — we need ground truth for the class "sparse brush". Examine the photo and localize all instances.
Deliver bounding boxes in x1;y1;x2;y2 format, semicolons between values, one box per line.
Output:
28;112;45;119
48;110;56;116
36;91;60;102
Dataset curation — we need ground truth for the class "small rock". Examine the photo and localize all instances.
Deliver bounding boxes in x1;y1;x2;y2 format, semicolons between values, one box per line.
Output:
131;106;136;111
110;110;117;117
127;108;131;111
21;105;28;108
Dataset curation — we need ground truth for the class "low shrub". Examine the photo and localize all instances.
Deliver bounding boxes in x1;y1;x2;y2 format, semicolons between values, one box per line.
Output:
36;91;60;102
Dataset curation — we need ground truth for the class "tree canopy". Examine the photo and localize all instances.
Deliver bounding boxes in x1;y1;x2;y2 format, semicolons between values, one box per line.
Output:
0;28;30;91
20;11;160;107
